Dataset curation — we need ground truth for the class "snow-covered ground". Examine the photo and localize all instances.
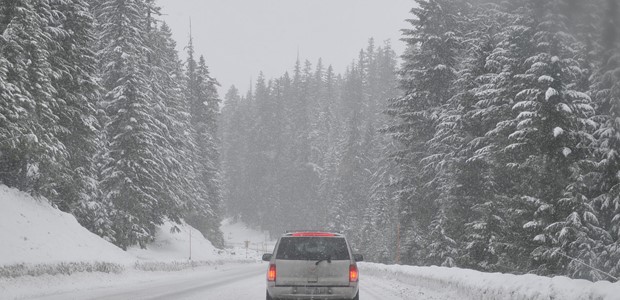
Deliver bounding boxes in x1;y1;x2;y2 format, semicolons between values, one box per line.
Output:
361;263;620;300
0;185;133;266
0;185;263;267
8;261;620;300
2;184;619;300
0;185;263;299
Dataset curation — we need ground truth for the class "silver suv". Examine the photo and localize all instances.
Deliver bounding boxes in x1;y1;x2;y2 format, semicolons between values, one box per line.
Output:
262;231;363;300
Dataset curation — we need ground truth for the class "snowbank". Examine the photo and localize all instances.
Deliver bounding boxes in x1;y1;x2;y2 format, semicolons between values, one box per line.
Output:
360;262;620;300
0;185;249;273
0;185;133;266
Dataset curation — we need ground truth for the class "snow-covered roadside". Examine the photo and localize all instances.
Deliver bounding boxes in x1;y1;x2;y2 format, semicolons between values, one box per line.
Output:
0;184;278;299
0;185;264;279
360;262;620;300
0;261;263;300
0;185;133;267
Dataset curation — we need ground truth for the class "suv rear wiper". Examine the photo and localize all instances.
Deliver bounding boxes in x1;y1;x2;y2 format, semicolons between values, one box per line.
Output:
315;256;331;265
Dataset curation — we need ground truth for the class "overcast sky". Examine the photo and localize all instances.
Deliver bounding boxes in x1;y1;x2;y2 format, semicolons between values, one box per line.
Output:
159;0;414;94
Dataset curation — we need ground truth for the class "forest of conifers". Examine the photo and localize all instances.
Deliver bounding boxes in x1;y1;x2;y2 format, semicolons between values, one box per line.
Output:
222;0;620;281
1;0;620;281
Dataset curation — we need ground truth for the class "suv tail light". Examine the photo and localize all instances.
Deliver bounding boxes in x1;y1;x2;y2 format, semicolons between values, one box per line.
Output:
268;264;277;281
349;264;358;282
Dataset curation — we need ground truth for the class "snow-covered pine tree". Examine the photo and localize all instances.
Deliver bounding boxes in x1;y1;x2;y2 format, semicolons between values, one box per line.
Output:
359;41;400;263
300;60;322;227
421;0;486;268
422;1;500;269
284;59;321;229
447;2;517;272
244;73;272;227
360;154;399;263
47;0;100;215
376;41;399;113
25;1;69;201
234;85;258;225
386;0;462;266
305;60;334;229
544;0;613;280
330;63;370;245
0;0;71;203
96;0;173;249
0;0;36;190
590;0;620;279
221;86;245;219
273;75;297;232
307;59;333;229
222;85;255;224
504;0;596;276
142;1;185;226
269;73;297;234
316;65;343;231
463;1;540;272
184;36;225;247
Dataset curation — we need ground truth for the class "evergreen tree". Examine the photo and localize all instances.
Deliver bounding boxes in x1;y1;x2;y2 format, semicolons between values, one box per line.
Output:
0;0;39;191
0;0;67;201
590;0;620;279
221;86;245;218
465;3;539;272
48;0;100;215
185;36;224;247
142;2;186;226
446;3;513;271
496;0;596;276
96;0;173;249
360;41;400;263
386;0;462;265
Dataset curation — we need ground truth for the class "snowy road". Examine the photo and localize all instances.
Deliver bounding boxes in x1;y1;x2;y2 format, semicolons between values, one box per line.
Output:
20;262;461;300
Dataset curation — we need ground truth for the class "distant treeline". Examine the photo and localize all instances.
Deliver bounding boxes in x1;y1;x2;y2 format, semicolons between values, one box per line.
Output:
221;39;400;263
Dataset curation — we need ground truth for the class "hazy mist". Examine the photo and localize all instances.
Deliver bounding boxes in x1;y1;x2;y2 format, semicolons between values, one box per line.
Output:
159;0;413;93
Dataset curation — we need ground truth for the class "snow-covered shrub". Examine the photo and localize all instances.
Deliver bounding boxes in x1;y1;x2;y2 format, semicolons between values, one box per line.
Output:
0;262;124;278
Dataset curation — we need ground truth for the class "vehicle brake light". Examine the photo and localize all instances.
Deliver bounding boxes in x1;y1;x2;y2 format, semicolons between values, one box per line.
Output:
349;264;358;282
268;264;277;281
291;232;335;237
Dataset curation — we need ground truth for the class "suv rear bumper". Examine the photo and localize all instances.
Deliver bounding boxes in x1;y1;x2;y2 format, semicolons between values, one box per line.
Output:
268;284;358;299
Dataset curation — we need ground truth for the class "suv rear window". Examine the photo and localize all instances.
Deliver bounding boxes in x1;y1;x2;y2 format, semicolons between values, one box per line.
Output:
275;237;350;260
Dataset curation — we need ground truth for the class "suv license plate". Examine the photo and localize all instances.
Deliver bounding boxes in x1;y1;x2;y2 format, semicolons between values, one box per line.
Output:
310;287;327;294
